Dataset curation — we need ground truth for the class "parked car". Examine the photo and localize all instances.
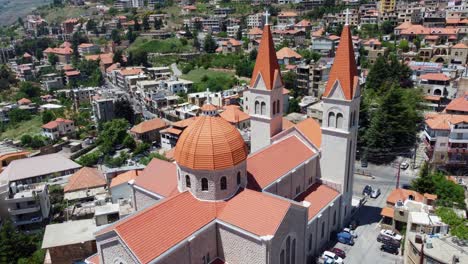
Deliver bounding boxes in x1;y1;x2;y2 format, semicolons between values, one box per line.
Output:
377;234;400;247
380;229;402;241
343;227;358;238
330;248;346;259
380;244;399;255
400;162;409;170
337;232;355;245
322;251;344;263
402;184;411;190
362;185;373;196
370;188;381;198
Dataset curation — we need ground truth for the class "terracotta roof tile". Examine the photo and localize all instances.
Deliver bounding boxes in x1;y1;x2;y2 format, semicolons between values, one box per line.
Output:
248;27;263;35
323;25;358;100
134;158;179;197
295;183;339;220
424;95;441;102
282;118;294;130
160;127;182;135
219;105;250;124
200;103;218;112
419;73;450;81
64;167;106;193
130;118;167;134
424;193;437;200
276;47;302;60
386;188;424;205
278;11;298;17
425;113;468;130
381;207;394;218
110;170;142;188
65;70;81;77
85;253;100;264
452;43;468;49
247;136;315;189
295;118;322;148
172;117;196;129
85;53;114;65
249;25;282;90
445;96;468;112
99;189;292;262
17;98;31;105
120;68;143;76
174;116;248;170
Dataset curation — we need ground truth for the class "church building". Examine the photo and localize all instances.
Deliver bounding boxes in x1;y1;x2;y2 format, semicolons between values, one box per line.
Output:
86;15;360;264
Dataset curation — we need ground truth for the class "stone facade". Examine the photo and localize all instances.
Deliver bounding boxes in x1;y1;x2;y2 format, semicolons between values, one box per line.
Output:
98;232;139;264
177;161;247;201
133;187;160;211
48;241;96;264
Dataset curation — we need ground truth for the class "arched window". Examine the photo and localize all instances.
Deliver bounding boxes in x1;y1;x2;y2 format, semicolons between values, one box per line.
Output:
321;222;325;238
291;239;296;264
185;175;191;188
336;113;344;128
280;250;285;264
220;176;227;190
328;112;335;127
237;172;241;185
276;100;280;113
201;178;208;191
272;101;276;115
308;233;312;251
261;102;266;115
255;101;260;114
286;236;291;264
333;211;337;226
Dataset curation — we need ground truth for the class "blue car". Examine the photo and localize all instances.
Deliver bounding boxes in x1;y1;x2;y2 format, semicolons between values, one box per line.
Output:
337;232;355;245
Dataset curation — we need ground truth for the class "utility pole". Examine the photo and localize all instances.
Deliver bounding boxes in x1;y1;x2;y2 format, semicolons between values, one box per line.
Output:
396;163;401;189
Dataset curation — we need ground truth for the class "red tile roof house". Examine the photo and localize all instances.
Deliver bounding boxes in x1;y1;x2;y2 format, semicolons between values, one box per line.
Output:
43;42;74;64
41;118;75;140
89;20;360;264
130;118;168;143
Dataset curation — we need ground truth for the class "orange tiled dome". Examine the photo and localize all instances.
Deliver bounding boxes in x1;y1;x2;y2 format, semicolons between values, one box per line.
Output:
174;116;248;170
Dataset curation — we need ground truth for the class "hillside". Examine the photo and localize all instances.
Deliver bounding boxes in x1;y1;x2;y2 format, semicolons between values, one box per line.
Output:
0;0;51;25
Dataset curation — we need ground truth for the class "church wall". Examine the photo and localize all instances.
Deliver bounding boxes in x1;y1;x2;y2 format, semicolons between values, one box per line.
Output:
250;116;273;153
217;223;267;264
97;232;138;264
134;187;160;211
157;244;190;264
178;161;247;201
270;204;308;264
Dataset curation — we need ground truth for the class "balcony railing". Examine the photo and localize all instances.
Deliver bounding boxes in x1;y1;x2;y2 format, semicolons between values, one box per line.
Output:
446;159;467;165
13;216;42;226
8;205;41;215
448;147;468;154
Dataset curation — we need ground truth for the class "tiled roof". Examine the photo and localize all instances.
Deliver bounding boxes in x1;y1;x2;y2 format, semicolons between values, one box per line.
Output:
44;46;73;55
386;188;424;205
63;64;74;71
85;53;114;65
160;127;182;135
200;103;218;111
247;135;315;189
172;117;196;128
17;98;31;105
295;118;322;148
219;105;250;124
295;183;339;220
295;19;311;27
120;68;143;76
78;43;95;48
445;96;468;112
99;189;292;263
130;118;167;134
424;95;441;102
85;253;100;264
419;73;450;81
64;167;106;193
395;21;413;30
424;193;437;200
380;207;394;218
248;27;263;35
278;11;298;17
425;113;468;130
65;70;81;77
282;117;294;130
174;116;248;170
452;43;468;49
323;25;358;100
110;169;142;188
134;158;178;197
250;24;282;90
276;47;302;60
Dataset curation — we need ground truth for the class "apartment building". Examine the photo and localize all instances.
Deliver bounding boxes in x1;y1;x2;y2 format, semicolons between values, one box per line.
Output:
4;183;51;228
92;98;115;123
380;0;396;13
296;62;330;97
277;11;298;27
424;113;468;168
247;13;264;28
78;43;100;55
41;118;75;140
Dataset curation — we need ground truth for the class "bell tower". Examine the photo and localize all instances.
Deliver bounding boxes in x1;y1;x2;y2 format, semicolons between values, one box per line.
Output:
320;12;361;227
244;11;284;153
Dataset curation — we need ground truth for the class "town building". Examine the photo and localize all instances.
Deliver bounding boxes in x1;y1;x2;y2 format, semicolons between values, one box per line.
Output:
217;38;242;54
64;167;107;201
424;113;468;168
92;98;115;123
43;42;74;64
276;47;302;65
41;118;75;140
3;183;50;229
277;11;298;27
0;154;81;185
89;17;360;264
42;219;98;264
78;43;100;55
110;170;142;203
130;118;168;143
380;0;396;13
247;13;264;28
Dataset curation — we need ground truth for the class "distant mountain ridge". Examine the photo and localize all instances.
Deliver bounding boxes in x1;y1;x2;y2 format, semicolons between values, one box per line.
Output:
0;0;51;26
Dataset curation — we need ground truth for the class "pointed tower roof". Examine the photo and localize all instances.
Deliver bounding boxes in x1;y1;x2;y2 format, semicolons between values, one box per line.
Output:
323;25;358;100
249;24;282;90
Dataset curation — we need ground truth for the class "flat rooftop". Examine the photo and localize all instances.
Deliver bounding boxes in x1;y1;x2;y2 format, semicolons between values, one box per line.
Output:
407;232;468;263
42;219;97;249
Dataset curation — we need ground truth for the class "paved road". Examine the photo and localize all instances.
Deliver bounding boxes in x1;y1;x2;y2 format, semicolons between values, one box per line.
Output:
171;63;182;76
329;162;416;264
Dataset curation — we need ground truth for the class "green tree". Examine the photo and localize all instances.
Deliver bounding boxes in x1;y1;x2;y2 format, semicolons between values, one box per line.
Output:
381;21;394;35
98;119;130;154
282;71;297;94
8;109;31;124
48;53;58;66
142;15;150;31
114;99;135;124
113;49;125;64
193;31;201;51
436;207;468;239
236;25;243;40
249;49;258;61
399;39;410;52
134;19;141;31
42;110;55;124
288;97;300;113
123;134;136;150
203;34;217;53
21;134;33;146
86;19;97;32
0;221;42;263
365;56;389;91
111;29;121;44
126;27;137;43
78;150;102;166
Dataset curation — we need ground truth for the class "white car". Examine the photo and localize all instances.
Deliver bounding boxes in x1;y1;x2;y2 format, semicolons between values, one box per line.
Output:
400;162;409;170
370;188;381;198
343;227;358;238
380;229;402;241
322;251;344;263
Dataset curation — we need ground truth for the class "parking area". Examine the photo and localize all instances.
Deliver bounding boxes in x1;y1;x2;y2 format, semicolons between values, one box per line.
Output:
323;162;413;264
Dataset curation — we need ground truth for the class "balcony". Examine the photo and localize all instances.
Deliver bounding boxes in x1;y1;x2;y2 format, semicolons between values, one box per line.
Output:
448;147;468;154
446;159;467;166
13;216;43;226
8;205;41;215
